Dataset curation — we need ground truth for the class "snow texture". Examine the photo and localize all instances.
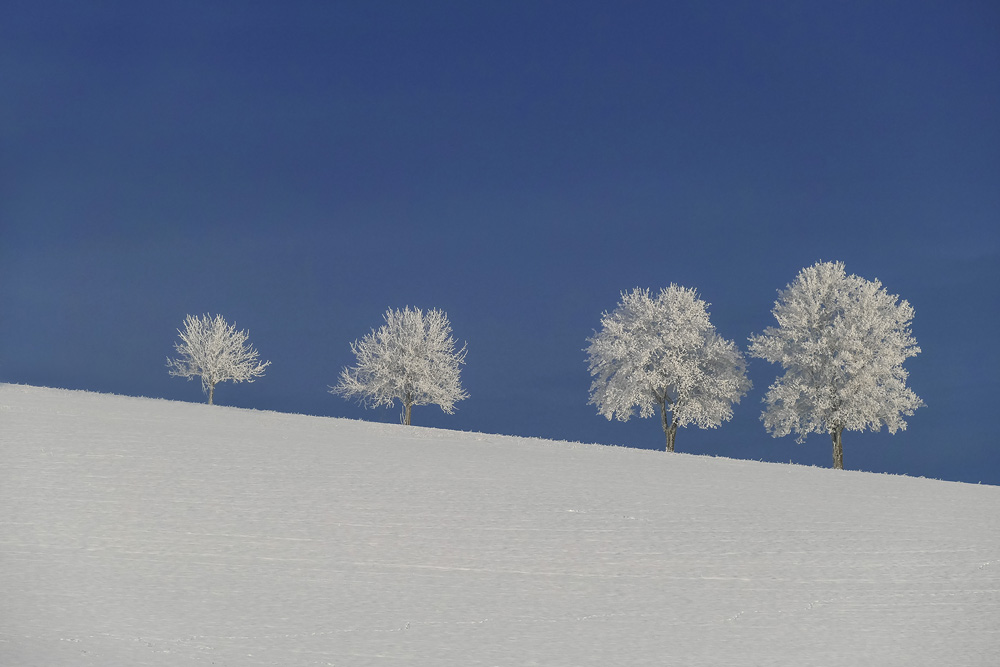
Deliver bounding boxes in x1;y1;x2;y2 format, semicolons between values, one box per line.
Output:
1;384;997;666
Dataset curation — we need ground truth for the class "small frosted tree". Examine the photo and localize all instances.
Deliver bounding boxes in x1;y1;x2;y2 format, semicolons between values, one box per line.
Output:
166;314;270;405
586;286;751;452
748;261;924;469
332;307;468;425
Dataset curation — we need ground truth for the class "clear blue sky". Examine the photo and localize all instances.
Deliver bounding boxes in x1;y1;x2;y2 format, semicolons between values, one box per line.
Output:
3;1;998;484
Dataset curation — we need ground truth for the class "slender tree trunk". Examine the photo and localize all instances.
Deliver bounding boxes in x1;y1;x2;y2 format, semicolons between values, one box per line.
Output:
208;383;214;405
658;400;678;452
831;425;844;470
404;400;412;426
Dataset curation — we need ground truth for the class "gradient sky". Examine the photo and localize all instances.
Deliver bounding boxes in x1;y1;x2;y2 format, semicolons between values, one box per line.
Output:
3;1;998;484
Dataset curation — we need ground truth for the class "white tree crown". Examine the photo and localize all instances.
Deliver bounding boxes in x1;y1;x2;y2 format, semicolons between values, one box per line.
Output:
586;285;751;429
166;314;270;400
748;261;923;442
331;306;468;415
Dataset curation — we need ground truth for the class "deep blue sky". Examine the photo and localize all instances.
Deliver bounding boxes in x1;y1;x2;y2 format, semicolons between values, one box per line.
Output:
3;1;998;484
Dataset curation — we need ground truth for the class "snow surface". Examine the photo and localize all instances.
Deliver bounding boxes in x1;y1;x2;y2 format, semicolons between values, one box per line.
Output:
2;384;998;666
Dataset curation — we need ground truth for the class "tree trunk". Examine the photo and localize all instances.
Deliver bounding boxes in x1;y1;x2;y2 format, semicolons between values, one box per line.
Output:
831;426;844;470
208;383;214;405
659;400;678;452
404;400;412;426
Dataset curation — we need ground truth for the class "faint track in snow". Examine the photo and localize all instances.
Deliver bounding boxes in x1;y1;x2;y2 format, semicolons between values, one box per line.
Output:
3;385;1000;667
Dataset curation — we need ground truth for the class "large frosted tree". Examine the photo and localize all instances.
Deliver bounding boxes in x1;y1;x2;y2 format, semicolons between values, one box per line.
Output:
167;313;271;405
332;307;468;425
748;261;924;469
586;286;751;452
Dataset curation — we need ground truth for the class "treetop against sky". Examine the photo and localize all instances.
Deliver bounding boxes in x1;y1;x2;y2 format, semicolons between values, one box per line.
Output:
2;1;997;483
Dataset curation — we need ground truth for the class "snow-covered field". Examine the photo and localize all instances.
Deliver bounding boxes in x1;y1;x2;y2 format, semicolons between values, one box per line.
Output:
2;384;997;666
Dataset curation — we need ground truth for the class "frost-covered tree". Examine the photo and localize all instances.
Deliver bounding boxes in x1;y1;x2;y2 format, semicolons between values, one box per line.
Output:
332;307;468;425
166;314;271;405
748;261;924;469
586;286;751;452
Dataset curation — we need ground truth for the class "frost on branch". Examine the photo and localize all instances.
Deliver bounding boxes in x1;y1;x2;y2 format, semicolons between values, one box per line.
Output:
748;261;924;469
166;314;270;405
331;307;468;425
585;286;751;452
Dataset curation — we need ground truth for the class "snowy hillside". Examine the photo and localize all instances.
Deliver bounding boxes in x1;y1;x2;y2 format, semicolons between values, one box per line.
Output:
2;384;997;666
